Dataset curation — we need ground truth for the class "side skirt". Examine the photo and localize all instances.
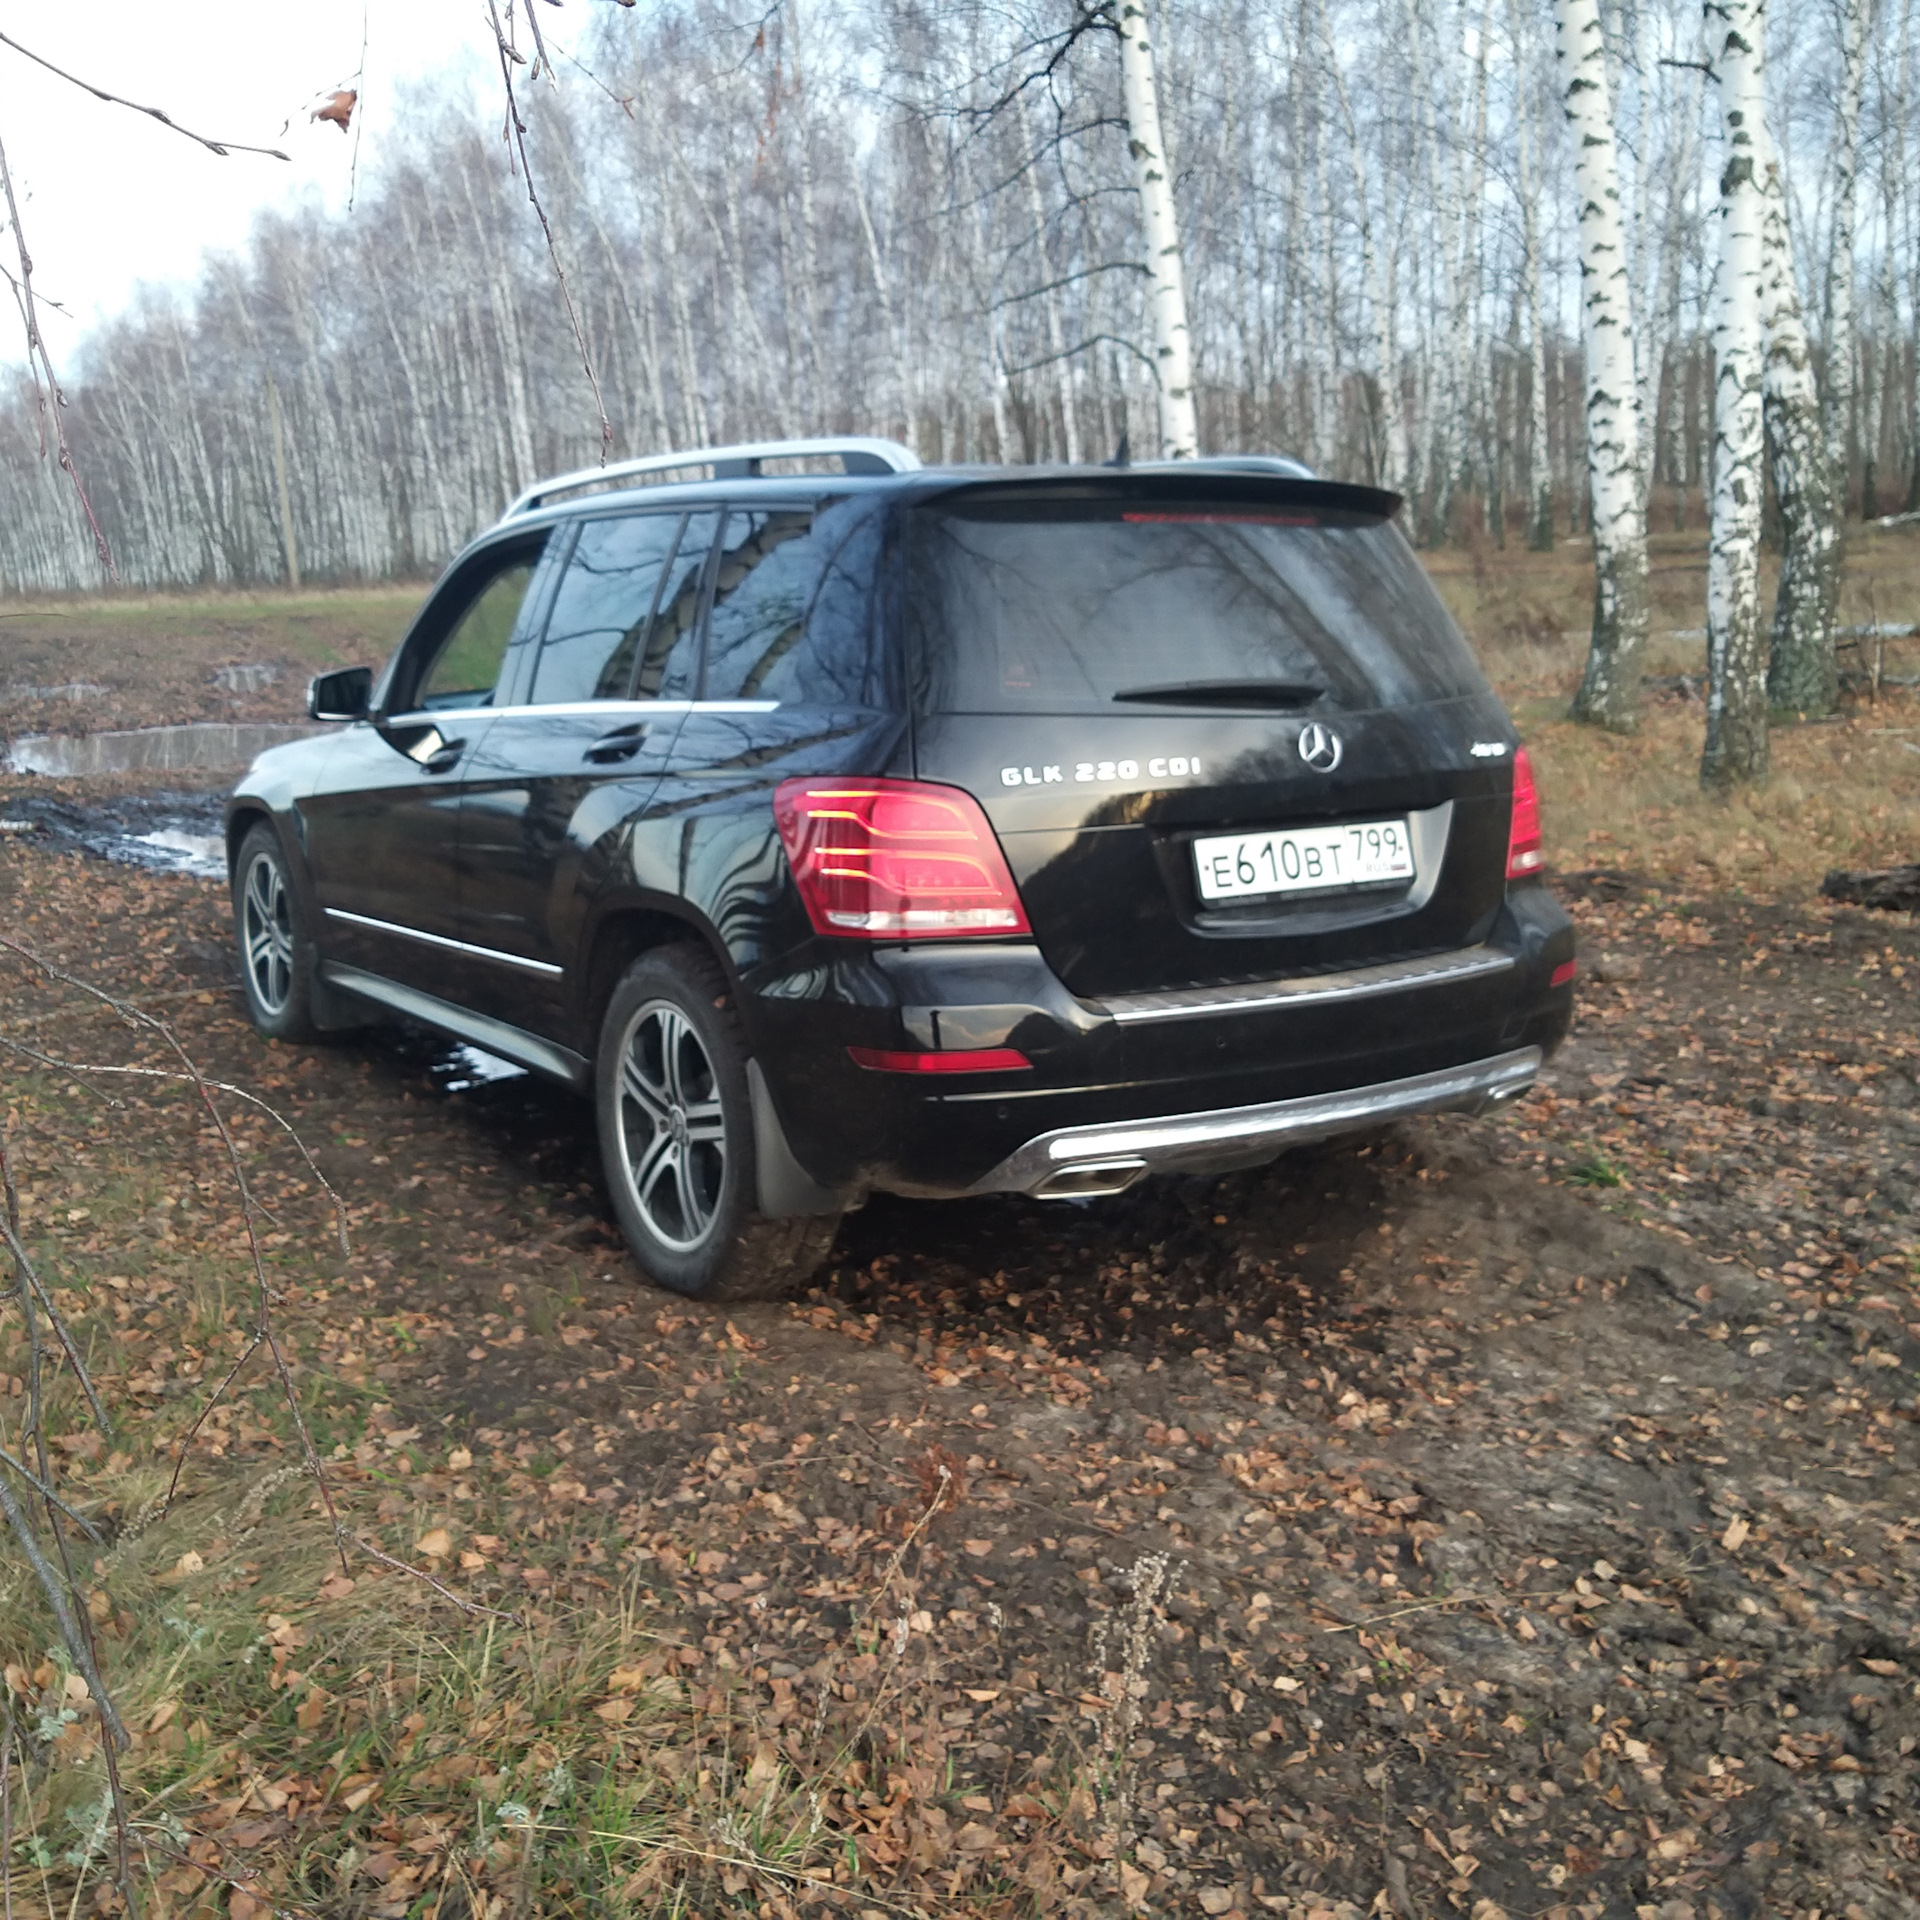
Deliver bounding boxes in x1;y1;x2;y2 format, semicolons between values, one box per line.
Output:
319;962;590;1089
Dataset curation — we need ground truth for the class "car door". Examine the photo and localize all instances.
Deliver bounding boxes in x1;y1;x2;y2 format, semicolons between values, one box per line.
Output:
641;496;903;967
453;507;720;1032
301;531;556;999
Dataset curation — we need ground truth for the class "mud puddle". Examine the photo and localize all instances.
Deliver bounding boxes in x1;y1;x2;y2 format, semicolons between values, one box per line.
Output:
0;788;228;878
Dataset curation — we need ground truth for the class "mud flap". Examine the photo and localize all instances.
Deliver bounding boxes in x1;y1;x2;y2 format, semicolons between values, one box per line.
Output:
749;1060;850;1217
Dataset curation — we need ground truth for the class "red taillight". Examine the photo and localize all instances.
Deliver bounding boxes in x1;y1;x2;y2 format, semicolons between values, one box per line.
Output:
1550;959;1577;988
1506;747;1544;880
773;778;1031;939
848;1046;1031;1074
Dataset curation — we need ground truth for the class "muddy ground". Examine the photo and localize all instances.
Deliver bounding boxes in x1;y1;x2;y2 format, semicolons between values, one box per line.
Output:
3;801;1920;1918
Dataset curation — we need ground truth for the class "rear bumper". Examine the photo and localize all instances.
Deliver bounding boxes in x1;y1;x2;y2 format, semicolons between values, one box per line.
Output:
967;1044;1541;1197
740;885;1574;1203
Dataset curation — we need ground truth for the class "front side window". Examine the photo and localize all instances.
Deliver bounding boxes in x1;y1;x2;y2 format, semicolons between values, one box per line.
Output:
413;551;542;710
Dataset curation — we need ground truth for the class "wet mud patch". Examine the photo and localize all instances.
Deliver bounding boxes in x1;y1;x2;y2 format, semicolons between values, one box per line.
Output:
0;783;228;876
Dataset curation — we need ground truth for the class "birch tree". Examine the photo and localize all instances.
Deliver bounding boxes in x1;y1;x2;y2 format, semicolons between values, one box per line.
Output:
1115;0;1199;459
1553;0;1651;732
1758;128;1841;717
1701;0;1770;788
1823;0;1868;491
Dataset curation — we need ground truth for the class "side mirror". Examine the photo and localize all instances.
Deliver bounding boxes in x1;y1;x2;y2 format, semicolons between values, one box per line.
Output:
308;666;373;723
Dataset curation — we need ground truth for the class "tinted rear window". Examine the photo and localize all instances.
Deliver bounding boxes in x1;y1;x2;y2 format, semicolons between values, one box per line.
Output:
905;500;1487;713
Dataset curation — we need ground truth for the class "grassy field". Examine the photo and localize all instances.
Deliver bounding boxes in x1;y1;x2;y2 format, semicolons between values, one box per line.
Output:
1424;521;1920;886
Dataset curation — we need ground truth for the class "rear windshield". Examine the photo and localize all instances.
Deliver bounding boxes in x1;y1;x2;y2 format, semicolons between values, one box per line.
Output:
905;498;1488;714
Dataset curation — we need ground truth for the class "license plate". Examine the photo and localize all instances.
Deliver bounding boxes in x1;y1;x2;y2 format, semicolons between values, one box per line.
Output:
1192;818;1415;901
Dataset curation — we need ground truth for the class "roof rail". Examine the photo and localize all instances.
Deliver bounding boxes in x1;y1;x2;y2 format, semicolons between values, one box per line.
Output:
503;437;923;519
1172;454;1318;480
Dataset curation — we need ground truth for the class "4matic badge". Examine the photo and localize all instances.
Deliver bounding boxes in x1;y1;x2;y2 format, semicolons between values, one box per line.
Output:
1000;754;1205;788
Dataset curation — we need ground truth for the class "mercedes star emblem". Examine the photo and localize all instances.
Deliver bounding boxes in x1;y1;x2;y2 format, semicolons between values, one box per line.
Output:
1296;721;1343;772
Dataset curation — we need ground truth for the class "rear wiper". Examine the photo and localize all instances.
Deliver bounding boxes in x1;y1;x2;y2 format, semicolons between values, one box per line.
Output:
1111;679;1325;709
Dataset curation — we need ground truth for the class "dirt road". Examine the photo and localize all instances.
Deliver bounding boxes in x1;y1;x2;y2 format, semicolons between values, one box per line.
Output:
3;825;1918;1918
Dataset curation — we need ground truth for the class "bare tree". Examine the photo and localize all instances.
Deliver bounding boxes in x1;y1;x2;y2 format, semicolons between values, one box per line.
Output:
1759;126;1841;717
1115;0;1198;458
1702;0;1771;788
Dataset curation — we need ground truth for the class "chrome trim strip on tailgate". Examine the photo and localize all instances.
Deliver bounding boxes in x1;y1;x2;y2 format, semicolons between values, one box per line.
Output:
324;907;564;977
969;1046;1542;1197
1096;943;1514;1025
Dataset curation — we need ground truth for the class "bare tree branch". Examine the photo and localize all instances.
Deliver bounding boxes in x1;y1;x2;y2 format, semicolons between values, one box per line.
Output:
0;30;291;160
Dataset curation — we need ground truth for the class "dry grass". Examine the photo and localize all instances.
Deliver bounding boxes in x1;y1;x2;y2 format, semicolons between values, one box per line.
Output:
1426;520;1920;887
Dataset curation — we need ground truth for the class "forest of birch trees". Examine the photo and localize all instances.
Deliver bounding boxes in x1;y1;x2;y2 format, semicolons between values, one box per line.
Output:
0;0;1915;593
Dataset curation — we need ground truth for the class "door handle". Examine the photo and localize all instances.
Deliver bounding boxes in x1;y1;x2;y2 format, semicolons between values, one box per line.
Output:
584;723;648;764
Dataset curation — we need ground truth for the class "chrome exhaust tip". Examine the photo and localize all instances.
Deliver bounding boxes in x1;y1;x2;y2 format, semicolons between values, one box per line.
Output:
1033;1158;1148;1199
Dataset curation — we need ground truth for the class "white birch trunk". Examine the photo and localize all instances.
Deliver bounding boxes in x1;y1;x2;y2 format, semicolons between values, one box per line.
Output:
1701;0;1770;787
1758;126;1841;716
1554;0;1651;730
1321;0;1402;491
1823;0;1866;492
1117;1;1199;459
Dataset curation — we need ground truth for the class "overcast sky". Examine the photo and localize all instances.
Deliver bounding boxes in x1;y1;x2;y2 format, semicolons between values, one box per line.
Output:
0;1;599;369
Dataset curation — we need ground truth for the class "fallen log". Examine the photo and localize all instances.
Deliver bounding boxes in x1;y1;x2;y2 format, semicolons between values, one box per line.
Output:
1821;865;1920;911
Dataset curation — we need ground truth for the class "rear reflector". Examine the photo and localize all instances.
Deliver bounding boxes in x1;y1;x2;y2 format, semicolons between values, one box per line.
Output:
1506;746;1545;879
848;1046;1031;1074
1550;959;1577;988
774;778;1031;939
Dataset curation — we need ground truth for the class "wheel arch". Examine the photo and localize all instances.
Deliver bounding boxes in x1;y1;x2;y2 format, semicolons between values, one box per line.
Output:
575;900;742;1061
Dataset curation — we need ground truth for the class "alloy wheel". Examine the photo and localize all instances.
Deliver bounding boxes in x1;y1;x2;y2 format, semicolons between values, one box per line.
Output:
613;999;727;1252
242;851;295;1016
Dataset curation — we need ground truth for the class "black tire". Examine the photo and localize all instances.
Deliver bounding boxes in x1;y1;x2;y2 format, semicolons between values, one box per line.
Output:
595;946;840;1301
232;823;319;1043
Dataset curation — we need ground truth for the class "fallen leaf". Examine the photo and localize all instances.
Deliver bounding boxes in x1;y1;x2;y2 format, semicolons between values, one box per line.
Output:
313;90;357;132
592;1698;634;1724
146;1699;179;1733
415;1528;453;1560
1861;1658;1901;1676
1198;1889;1235;1916
963;1687;1001;1702
341;1780;380;1812
318;1574;355;1600
1120;1862;1151;1909
447;1447;473;1471
963;1538;994;1557
1722;1516;1751;1552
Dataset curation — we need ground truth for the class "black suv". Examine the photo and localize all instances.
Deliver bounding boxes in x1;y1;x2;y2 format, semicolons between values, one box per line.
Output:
226;437;1573;1299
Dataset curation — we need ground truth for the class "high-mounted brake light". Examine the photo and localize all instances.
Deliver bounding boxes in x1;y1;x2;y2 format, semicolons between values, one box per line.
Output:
1506;746;1544;881
774;778;1032;939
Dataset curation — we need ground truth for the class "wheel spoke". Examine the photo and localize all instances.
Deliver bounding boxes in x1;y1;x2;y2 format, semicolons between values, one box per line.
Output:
673;1148;707;1237
632;1129;679;1216
621;1052;671;1125
682;1096;726;1143
660;1011;692;1106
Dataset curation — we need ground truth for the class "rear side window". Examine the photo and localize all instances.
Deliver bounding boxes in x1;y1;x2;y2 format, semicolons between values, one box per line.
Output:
534;512;714;705
905;500;1488;714
702;497;884;705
